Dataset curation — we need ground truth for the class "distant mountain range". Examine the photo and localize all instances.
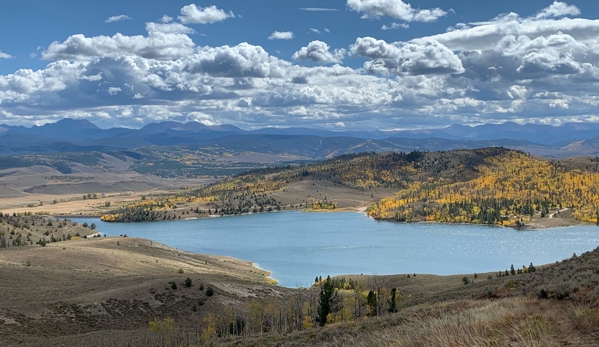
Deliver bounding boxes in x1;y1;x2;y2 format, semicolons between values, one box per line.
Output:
1;118;599;157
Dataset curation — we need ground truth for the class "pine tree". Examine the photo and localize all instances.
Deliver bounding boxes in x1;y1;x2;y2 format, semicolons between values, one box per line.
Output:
367;290;377;316
317;276;338;327
387;288;399;313
528;262;537;273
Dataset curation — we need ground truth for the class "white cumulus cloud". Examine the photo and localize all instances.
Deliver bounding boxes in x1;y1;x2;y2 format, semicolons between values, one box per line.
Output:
4;2;599;130
184;43;292;78
293;41;345;64
536;1;580;19
269;31;294;40
159;14;173;23
418;2;597;51
350;37;464;75
179;4;235;24
42;22;196;60
347;0;446;22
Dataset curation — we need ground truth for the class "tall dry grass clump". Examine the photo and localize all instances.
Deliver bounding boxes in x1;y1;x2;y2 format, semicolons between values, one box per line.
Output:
320;297;559;347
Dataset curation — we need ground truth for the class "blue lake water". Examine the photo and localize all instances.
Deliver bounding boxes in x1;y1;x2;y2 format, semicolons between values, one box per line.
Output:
73;211;599;287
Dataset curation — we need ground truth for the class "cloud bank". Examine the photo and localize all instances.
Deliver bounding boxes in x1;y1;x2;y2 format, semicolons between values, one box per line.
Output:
2;2;599;130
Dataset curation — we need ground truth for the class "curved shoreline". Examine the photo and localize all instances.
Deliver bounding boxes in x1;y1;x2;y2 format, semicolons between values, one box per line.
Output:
69;212;599;289
61;205;588;230
251;262;279;285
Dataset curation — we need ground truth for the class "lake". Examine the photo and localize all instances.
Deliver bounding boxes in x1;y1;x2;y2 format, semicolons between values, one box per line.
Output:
73;212;599;287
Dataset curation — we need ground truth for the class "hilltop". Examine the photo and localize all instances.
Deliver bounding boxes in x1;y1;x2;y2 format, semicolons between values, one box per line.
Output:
0;231;278;347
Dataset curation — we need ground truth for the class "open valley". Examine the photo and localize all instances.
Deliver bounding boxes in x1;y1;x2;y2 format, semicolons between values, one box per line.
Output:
5;2;599;342
1;146;599;346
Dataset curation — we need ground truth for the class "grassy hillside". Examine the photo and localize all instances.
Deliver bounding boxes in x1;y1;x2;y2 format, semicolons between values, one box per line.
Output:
101;147;599;227
2;219;597;346
0;229;277;347
0;212;98;247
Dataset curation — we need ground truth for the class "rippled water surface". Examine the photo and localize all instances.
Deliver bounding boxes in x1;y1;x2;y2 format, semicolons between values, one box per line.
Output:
74;212;599;287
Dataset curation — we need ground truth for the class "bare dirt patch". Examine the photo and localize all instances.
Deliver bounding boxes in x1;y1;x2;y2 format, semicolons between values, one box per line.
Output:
522;208;582;230
270;178;397;211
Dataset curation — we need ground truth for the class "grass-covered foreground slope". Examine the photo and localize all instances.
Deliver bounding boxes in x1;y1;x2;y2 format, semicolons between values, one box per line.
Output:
101;147;599;227
1;214;599;346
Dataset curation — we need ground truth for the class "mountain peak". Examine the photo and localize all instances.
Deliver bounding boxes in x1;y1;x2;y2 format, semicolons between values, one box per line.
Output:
40;118;99;131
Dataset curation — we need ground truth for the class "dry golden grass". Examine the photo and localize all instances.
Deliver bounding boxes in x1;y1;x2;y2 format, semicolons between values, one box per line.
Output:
317;298;545;347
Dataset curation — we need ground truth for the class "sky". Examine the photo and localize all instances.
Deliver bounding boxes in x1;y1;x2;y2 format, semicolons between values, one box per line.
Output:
2;1;599;130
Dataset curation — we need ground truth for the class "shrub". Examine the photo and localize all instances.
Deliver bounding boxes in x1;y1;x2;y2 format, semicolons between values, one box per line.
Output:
105;201;111;207
184;278;192;287
199;284;204;291
206;287;214;296
177;268;184;274
462;276;471;285
171;281;177;290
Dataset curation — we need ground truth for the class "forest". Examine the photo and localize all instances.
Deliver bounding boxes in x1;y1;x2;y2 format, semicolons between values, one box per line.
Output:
367;150;599;226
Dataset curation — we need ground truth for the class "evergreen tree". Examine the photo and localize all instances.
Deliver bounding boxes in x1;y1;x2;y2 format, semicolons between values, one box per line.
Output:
387;288;400;313
367;290;377;316
528;262;537;273
317;276;339;327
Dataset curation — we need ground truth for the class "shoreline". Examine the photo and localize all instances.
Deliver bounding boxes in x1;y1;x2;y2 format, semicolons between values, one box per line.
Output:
251;262;279;285
64;208;589;231
45;220;598;289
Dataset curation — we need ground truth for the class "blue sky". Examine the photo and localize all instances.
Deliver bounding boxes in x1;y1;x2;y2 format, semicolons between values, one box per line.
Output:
1;1;599;129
